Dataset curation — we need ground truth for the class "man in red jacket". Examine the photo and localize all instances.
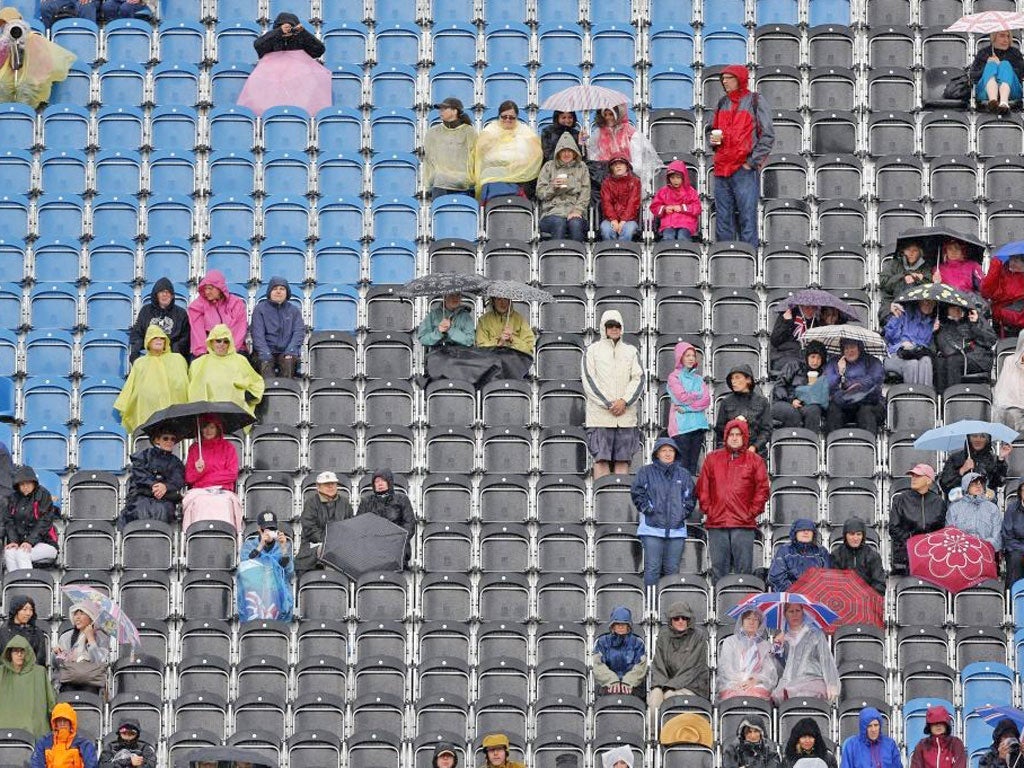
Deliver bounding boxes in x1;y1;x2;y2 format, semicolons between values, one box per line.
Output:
981;252;1024;337
696;418;770;583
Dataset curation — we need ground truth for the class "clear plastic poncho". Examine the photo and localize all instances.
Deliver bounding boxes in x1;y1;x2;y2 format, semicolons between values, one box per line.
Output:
473;119;543;192
717;611;779;699
586;104;663;193
237;535;294;621
423;120;477;191
0;17;75;108
771;614;840;704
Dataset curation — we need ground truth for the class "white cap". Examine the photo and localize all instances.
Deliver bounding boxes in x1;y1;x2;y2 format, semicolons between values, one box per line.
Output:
316;471;339;484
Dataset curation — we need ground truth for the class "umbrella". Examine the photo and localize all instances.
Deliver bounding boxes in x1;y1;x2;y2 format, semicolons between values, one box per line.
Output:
783;288;860;321
541;84;629;112
801;323;887;356
60;585;141;650
483;279;553;303
320;514;409;578
139;401;255;440
946;10;1024;33
895;226;987;265
788;567;884;632
175;746;278;768
236;49;332;116
913;420;1019;452
992;240;1024;263
974;705;1024;731
908;527;997;593
726;591;841;632
399;272;489;298
894;282;973;309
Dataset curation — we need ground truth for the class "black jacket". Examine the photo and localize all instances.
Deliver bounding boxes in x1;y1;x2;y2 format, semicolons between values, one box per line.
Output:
979;719;1022;768
118;447;186;529
934;316;997;372
255;13;325;58
888;488;946;574
939;438;1008;495
129;277;190;362
0;595;47;663
970;44;1024;86
783;718;838;768
295;492;350;573
715;365;771;454
832;542;887;594
358;469;415;562
724;717;782;768
1002;498;1024;555
540;112;581;161
4;467;58;549
98;719;157;768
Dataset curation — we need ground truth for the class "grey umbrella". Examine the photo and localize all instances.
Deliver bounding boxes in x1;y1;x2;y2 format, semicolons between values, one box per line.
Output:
801;323;887;356
399;272;489;298
483;279;553;303
783;288;861;321
320;514;409;578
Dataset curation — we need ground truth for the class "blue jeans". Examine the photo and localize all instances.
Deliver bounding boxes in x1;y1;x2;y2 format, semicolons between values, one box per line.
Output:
975;59;1023;101
672;431;704;476
660;227;693;241
540;214;587;242
641;535;686;586
707;527;756;584
600;220;638;241
714;166;760;247
431;186;474;200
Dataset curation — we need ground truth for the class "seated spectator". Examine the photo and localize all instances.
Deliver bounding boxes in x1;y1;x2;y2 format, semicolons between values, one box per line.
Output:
1003;491;1024;587
129;277;190;363
29;703;98;768
718;610;778;700
980;719;1021;768
295;471;348;574
771;604;840;704
3;466;58;572
889;464;946;576
934;303;997;392
187;270;248;358
541;110;581;162
418;293;475;350
587;104;661;193
254;12;324;59
970;30;1024;114
883;299;937;386
783;718;837;768
592;606;647;700
996;330;1024;431
946;472;1002;550
114;326;189;435
583;311;644;479
933;237;984;294
238;12;329;116
117;431;186;529
910;705;967;768
54;604;110;695
0;596;47;664
599;157;641;242
0;9;74;106
648;601;709;714
631;439;694;586
98;720;157;768
537;133;590;243
480;734;525;768
831;518;886;594
0;635;54;738
880;241;932;323
841;707;901;768
475;296;535;379
715;365;771;457
182;416;243;533
824;338;884;433
982;250;1024;338
42;0;148;25
724;716;781;768
188;325;266;418
768;519;831;592
938;432;1010;495
237;511;294;622
431;742;459;768
250;277;304;379
425;98;477;198
650;160;701;241
770;305;820;373
666;341;710;475
771;340;828;433
602;747;636;768
474;101;543;204
358;469;415;565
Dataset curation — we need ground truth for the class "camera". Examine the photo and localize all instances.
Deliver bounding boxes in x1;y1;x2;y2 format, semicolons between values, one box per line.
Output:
4;19;28;40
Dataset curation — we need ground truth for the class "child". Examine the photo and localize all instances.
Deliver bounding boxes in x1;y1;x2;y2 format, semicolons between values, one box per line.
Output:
933;237;984;294
650;159;701;240
715;365;772;457
599;156;641;241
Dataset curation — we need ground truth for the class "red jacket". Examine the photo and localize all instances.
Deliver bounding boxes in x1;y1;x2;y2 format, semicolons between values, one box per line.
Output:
600;166;641;223
695;418;769;528
981;257;1024;332
710;64;774;177
910;735;967;768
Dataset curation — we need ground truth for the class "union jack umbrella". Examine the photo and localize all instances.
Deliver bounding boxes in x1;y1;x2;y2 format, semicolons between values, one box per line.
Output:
726;591;841;632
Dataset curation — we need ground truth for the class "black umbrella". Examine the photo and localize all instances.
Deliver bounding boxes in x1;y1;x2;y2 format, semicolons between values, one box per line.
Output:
174;746;277;768
895;226;986;264
140;401;255;440
399;272;489;298
320;514;409;578
894;282;972;308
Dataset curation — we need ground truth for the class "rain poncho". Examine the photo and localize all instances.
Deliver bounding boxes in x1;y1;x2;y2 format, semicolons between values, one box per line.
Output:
475;302;535;356
129;277;190;362
417;303;475;348
946;471;1002;550
783;718;837;768
536;132;590;220
0;9;74;108
423;118;477;192
666;341;710;436
650;600;710;697
582;309;645;428
250;277;304;361
0;595;47;663
114;325;189;435
187;270;249;357
723;717;782;768
591;606;647;688
117;444;186;528
767;519;832;592
840;707;904;768
29;702;99;768
587;104;662;189
717;610;778;700
187;324;265;419
994;331;1024;430
631;437;695;539
237;533;294;622
0;634;55;738
473;118;543;194
771;612;840;704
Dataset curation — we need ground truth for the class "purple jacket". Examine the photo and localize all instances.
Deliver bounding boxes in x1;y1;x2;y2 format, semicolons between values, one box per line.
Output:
884;306;935;354
825;345;884;407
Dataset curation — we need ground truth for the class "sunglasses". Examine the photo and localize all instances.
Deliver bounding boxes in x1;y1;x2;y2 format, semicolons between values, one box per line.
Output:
499;114;517;121
213;339;230;344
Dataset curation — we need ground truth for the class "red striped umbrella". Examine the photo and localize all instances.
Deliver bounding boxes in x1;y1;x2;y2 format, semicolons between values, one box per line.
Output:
789;567;884;632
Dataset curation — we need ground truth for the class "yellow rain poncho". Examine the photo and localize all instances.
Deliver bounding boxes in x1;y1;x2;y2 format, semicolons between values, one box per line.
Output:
0;8;75;108
473;119;543;193
423;120;477;192
476;302;535;356
113;325;189;434
187;324;265;419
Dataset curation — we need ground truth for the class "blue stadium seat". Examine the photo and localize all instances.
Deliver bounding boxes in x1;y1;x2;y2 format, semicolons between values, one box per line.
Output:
537;66;584;103
369;109;416;154
259;243;306;280
961;662;1014;711
0;149;34;194
98;62;147;107
0;243;25;282
87;240;137;283
158;20;206;63
147;150;197;197
756;0;799;23
0;329;17;375
29;283;79;330
483;65;530;108
311;285;359;330
263;151;311;197
51;18;99;65
1;104;36;152
0;285;22;331
85;283;135;330
208;195;256;242
161;0;202;18
371;65;418;109
263;196;312;242
91;195;140;242
76;426;128;470
96;106;145;151
146;195;195;241
19;425;69;472
142;239;191;284
322;21;369;66
703;25;749;66
24;331;75;377
37;196;84;242
485;23;530;66
94;151;143;196
538;24;583;67
316;107;364;152
209;106;258;151
371;197;418;241
431;23;478;65
210;63;253;105
371;153;418;198
375;22;421;64
204;239;252;284
702;0;745;24
649;66;695;108
0;195;30;242
649;24;695;67
152;63;201;107
262;106;311;150
808;0;850;25
589;68;635;102
47;62;93;106
316;154;364;196
368;241;415;284
215;20;260;64
150;106;199;151
590;23;636;66
81;331;129;378
481;0;527;23
41;105;90;152
209;151;256;195
329;65;366;108
313;240;362;284
432;0;474;22
317;198;365;242
32;239;80;283
429;65;476;110
104;18;153;63
589;0;631;23
431;196;478;241
22;380;73;426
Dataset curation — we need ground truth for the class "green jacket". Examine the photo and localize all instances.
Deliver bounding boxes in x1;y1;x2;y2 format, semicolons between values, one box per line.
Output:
0;634;55;738
536;132;590;220
418;304;476;348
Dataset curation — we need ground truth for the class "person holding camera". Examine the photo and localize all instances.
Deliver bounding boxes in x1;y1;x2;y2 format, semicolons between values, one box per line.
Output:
254;12;324;59
237;511;294;622
981;719;1023;768
98;720;156;768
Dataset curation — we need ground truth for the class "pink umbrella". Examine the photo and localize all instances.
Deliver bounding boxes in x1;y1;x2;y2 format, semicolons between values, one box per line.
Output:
237;49;332;117
946;10;1024;33
541;84;629;112
908;526;997;593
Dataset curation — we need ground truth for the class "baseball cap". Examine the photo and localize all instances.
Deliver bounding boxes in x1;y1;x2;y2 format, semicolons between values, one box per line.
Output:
906;463;936;481
257;510;278;529
437;96;464;112
316;470;339;484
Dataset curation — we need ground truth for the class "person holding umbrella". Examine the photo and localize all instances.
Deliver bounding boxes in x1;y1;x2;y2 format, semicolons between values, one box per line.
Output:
934;302;997;393
54;602;110;695
771;604;840;704
358;469;415;566
889;463;946;576
938;432;1011;495
831;518;886;595
979;719;1022;768
253;11;323;58
424;97;477;199
880;240;933;323
187;325;266;419
182;415;243;533
883;296;938;387
770;302;822;372
475;295;535;379
418;292;476;350
933;237;985;294
824;337;885;434
970;29;1024;114
767;519;832;593
981;244;1024;338
717;610;778;700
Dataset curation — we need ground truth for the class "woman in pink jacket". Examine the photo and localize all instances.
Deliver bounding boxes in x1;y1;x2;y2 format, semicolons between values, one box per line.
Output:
667;341;710;475
187;270;249;357
650;160;701;241
933;238;984;294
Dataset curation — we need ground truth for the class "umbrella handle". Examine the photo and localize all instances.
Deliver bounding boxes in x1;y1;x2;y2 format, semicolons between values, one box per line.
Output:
197;417;203;462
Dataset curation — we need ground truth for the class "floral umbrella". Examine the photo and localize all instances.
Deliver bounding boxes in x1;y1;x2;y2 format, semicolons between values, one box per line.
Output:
908;526;997;593
60;584;141;649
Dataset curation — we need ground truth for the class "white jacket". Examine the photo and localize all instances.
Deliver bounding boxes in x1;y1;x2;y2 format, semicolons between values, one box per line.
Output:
582;309;645;428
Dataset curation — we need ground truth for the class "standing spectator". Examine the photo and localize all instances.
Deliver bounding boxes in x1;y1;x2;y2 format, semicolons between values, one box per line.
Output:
782;719;837;768
0;596;47;664
718;610;778;700
182;415;243;533
841;708;901;768
883;299;938;387
117;431;186;529
599;157;641;242
824;338;885;433
970;30;1024;114
649;159;701;241
771;340;829;433
98;720;157;768
910;705;967;768
696;418;770;583
424;97;477;199
29;703;98;768
536;133;590;243
1003;491;1024;586
54;604;110;695
996;331;1024;431
188;325;266;419
128;277;190;363
770;305;820;372
582;310;645;479
666;341;710;475
479;734;526;768
979;719;1022;768
187;270;249;358
880;241;932;323
295;471;349;574
938;432;1011;495
715;365;771;457
831;518;886;594
541;110;582;162
767;519;832;592
474;101;543;204
358;469;415;564
933;238;984;295
982;252;1024;338
723;717;781;768
630;438;696;586
592;606;647;700
237;511;294;622
250;277;304;379
648;601;710;714
254;12;324;58
0;635;55;738
418;293;476;350
114;326;189;435
889;464;946;576
934;304;997;393
707;65;774;248
946;472;1002;551
3;466;58;572
771;605;840;703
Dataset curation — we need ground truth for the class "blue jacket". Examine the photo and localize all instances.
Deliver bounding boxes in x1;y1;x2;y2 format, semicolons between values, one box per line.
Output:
884;306;935;354
825;344;884;407
593;606;647;679
1002;497;1024;554
840;707;902;768
250;276;305;359
768;518;832;592
631;437;695;539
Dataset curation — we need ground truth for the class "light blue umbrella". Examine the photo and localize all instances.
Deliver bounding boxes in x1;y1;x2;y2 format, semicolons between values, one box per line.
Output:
913;420;1019;453
992;241;1024;263
973;704;1024;730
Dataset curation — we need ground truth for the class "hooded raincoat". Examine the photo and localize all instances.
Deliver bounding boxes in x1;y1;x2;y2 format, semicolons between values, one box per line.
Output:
772;340;830;420
184;415;240;491
934;310;997;390
831;518;886;594
592;606;648;689
783;718;838;768
114;325;189;435
695;418;770;529
982;257;1024;334
473;117;543;195
667;341;710;437
187;270;249;357
250;277;304;362
650;600;710;697
0;595;47;663
631;438;695;539
884;304;937;354
723;717;782;768
910;706;967;768
715;364;772;454
29;702;99;768
431;741;460;767
117;443;186;528
946;471;1002;550
295;487;350;573
358;468;415;563
772;610;840;704
5;466;58;549
418;301;476;348
187;324;265;418
979;719;1022;768
238;530;295;622
536;132;591;220
840;707;901;768
129;277;190;362
98;718;157;768
936;255;984;295
995;331;1024;431
649;160;701;235
938;433;1008;494
708;65;775;177
253;12;324;58
718;610;779;700
768;519;832;592
475;301;535;356
0;634;55;738
582;310;645;429
424;112;477;192
600;156;642;225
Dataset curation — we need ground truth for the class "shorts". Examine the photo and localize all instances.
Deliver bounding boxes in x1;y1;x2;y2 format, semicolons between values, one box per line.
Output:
586;427;641;462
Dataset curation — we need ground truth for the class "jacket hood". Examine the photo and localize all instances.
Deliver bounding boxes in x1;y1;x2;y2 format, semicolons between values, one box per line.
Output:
733;608;766;637
737;715;769;740
727;364;755;391
608;605;633;628
197;269;230;298
991;719;1020;750
723;417;751;450
961;471;988;494
13;465;37;486
665;600;693;621
674;341;699;369
600;309;625;339
602;746;634;768
790;518;817;542
273;11;300;26
199;414;224;437
1;633;38;672
553;131;583;163
652;436;679;461
148;277;176;307
665;159;693;188
143;324;173;355
116;718;142;738
6;594;37;624
804;340;828;365
265;276;292;302
786;717;827;758
924;705;953;732
372;467;394;489
858;707;886;741
842;517;867;535
205;323;237;354
432;741;459;767
723;64;750;91
608;154;634;173
50;701;78;736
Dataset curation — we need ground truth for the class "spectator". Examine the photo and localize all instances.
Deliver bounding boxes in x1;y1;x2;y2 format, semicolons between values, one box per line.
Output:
649;159;701;241
480;734;525;768
542;110;582;162
29;703;98;768
187;270;248;358
0;9;74;104
715;365;771;457
63;0;149;23
768;519;832;592
783;719;837;768
475;296;536;371
970;30;1024;114
770;305;820;372
295;471;348;574
601;747;636;768
182;415;243;533
0;635;54;738
841;708;901;768
599;157;641;242
358;469;415;564
237;511;294;622
889;463;946;576
3;466;58;572
114;326;189;435
1002;491;1024;586
946;472;1002;551
933;238;984;295
586;104;661;193
938;432;1010;495
996;330;1024;431
592;606;647;699
934;304;997;393
128;277;190;363
982;251;1024;338
630;438;695;586
697;418;770;583
883;298;937;386
666;341;710;475
824;338;885;433
418;293;476;350
0;596;47;664
771;340;829;432
537;132;590;242
707;65;774;248
772;604;840;703
831;518;886;594
425;98;477;199
250;277;304;379
253;12;324;58
431;742;459;768
188;325;266;419
583;310;645;479
980;719;1022;768
54;604;110;696
880;241;932;323
718;610;778;700
117;431;186;529
98;720;157;768
648;601;710;713
724;717;781;768
910;705;967;768
474;101;543;204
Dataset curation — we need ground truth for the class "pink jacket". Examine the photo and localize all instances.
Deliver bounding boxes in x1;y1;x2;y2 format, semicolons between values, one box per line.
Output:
666;341;711;436
187;270;249;356
185;435;239;490
936;259;983;293
650;161;701;235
